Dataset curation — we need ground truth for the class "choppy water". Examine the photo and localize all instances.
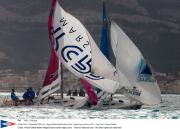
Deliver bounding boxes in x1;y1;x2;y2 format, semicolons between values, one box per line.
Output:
0;93;180;119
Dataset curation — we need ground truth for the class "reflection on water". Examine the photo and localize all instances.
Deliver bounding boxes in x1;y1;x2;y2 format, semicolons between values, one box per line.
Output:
0;94;180;119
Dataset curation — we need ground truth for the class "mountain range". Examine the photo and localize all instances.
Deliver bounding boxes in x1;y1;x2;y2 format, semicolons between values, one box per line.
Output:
0;0;180;73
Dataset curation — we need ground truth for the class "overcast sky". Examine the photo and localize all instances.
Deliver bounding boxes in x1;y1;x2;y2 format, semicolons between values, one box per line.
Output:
0;0;180;73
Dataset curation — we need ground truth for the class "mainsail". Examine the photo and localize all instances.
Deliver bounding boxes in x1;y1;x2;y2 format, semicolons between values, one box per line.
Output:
110;21;161;105
52;0;121;93
38;0;61;101
96;2;114;104
100;2;110;59
99;2;131;90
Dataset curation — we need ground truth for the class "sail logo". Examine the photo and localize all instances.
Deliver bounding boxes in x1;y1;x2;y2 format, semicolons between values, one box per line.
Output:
0;120;16;128
121;87;141;96
138;58;155;82
61;45;92;74
86;73;104;80
61;46;104;80
53;7;104;81
137;74;155;82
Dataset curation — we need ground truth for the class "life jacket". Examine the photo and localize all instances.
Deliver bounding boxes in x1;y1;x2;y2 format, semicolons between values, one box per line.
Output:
11;92;18;101
29;90;36;99
23;91;30;99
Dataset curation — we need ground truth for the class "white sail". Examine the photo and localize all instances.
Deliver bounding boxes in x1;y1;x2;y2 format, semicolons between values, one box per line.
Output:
110;21;161;105
87;30;131;89
52;1;120;93
86;30;116;81
38;0;61;101
38;75;61;101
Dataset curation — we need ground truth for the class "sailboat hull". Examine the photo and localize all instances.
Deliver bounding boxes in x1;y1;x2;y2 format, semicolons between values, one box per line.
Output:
1;94;142;110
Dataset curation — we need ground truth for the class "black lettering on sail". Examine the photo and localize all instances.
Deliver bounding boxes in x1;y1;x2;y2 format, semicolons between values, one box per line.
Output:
71;55;91;74
55;33;65;51
86;73;104;80
76;35;83;42
52;26;65;51
60;17;68;26
69;27;76;33
53;27;61;34
83;41;90;48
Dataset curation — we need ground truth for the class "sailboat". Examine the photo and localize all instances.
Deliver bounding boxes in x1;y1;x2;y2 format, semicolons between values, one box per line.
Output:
37;0;132;109
50;0;145;110
101;1;161;105
37;0;98;108
37;0;61;102
90;2;141;110
110;21;161;105
2;0;160;109
2;0;62;106
93;1;161;108
51;0;122;95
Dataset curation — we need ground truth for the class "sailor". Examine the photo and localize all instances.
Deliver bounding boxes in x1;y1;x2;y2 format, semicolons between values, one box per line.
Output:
67;90;72;96
11;89;19;106
23;88;31;105
110;94;113;101
72;90;78;96
29;87;36;105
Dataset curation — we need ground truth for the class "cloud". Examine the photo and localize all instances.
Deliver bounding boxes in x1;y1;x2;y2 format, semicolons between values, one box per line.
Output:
0;6;48;23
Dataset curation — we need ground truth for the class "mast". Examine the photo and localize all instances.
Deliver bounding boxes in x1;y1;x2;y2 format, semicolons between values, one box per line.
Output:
60;63;63;100
100;1;110;59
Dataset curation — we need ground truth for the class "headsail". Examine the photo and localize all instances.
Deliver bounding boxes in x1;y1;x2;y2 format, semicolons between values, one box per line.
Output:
52;1;120;93
38;0;61;101
110;21;161;105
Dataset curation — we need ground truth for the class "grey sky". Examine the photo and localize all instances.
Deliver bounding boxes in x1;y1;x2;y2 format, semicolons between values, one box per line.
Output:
0;0;180;73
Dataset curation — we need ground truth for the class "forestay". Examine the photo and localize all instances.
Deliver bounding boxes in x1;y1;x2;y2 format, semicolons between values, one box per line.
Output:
110;21;161;105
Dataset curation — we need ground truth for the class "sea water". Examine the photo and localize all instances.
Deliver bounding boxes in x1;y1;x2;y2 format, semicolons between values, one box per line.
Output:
0;93;179;119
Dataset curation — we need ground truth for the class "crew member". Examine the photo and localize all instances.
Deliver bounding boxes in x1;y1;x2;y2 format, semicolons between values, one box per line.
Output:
11;89;19;106
29;87;36;105
23;88;30;105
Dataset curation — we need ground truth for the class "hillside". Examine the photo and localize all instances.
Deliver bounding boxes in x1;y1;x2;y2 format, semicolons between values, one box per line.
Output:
0;0;179;73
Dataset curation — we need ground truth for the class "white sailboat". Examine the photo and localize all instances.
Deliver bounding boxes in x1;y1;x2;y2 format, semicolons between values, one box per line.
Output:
2;1;160;109
37;0;61;102
38;0;98;107
93;1;161;108
110;21;161;105
51;0;144;110
91;2;136;109
51;0;121;94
